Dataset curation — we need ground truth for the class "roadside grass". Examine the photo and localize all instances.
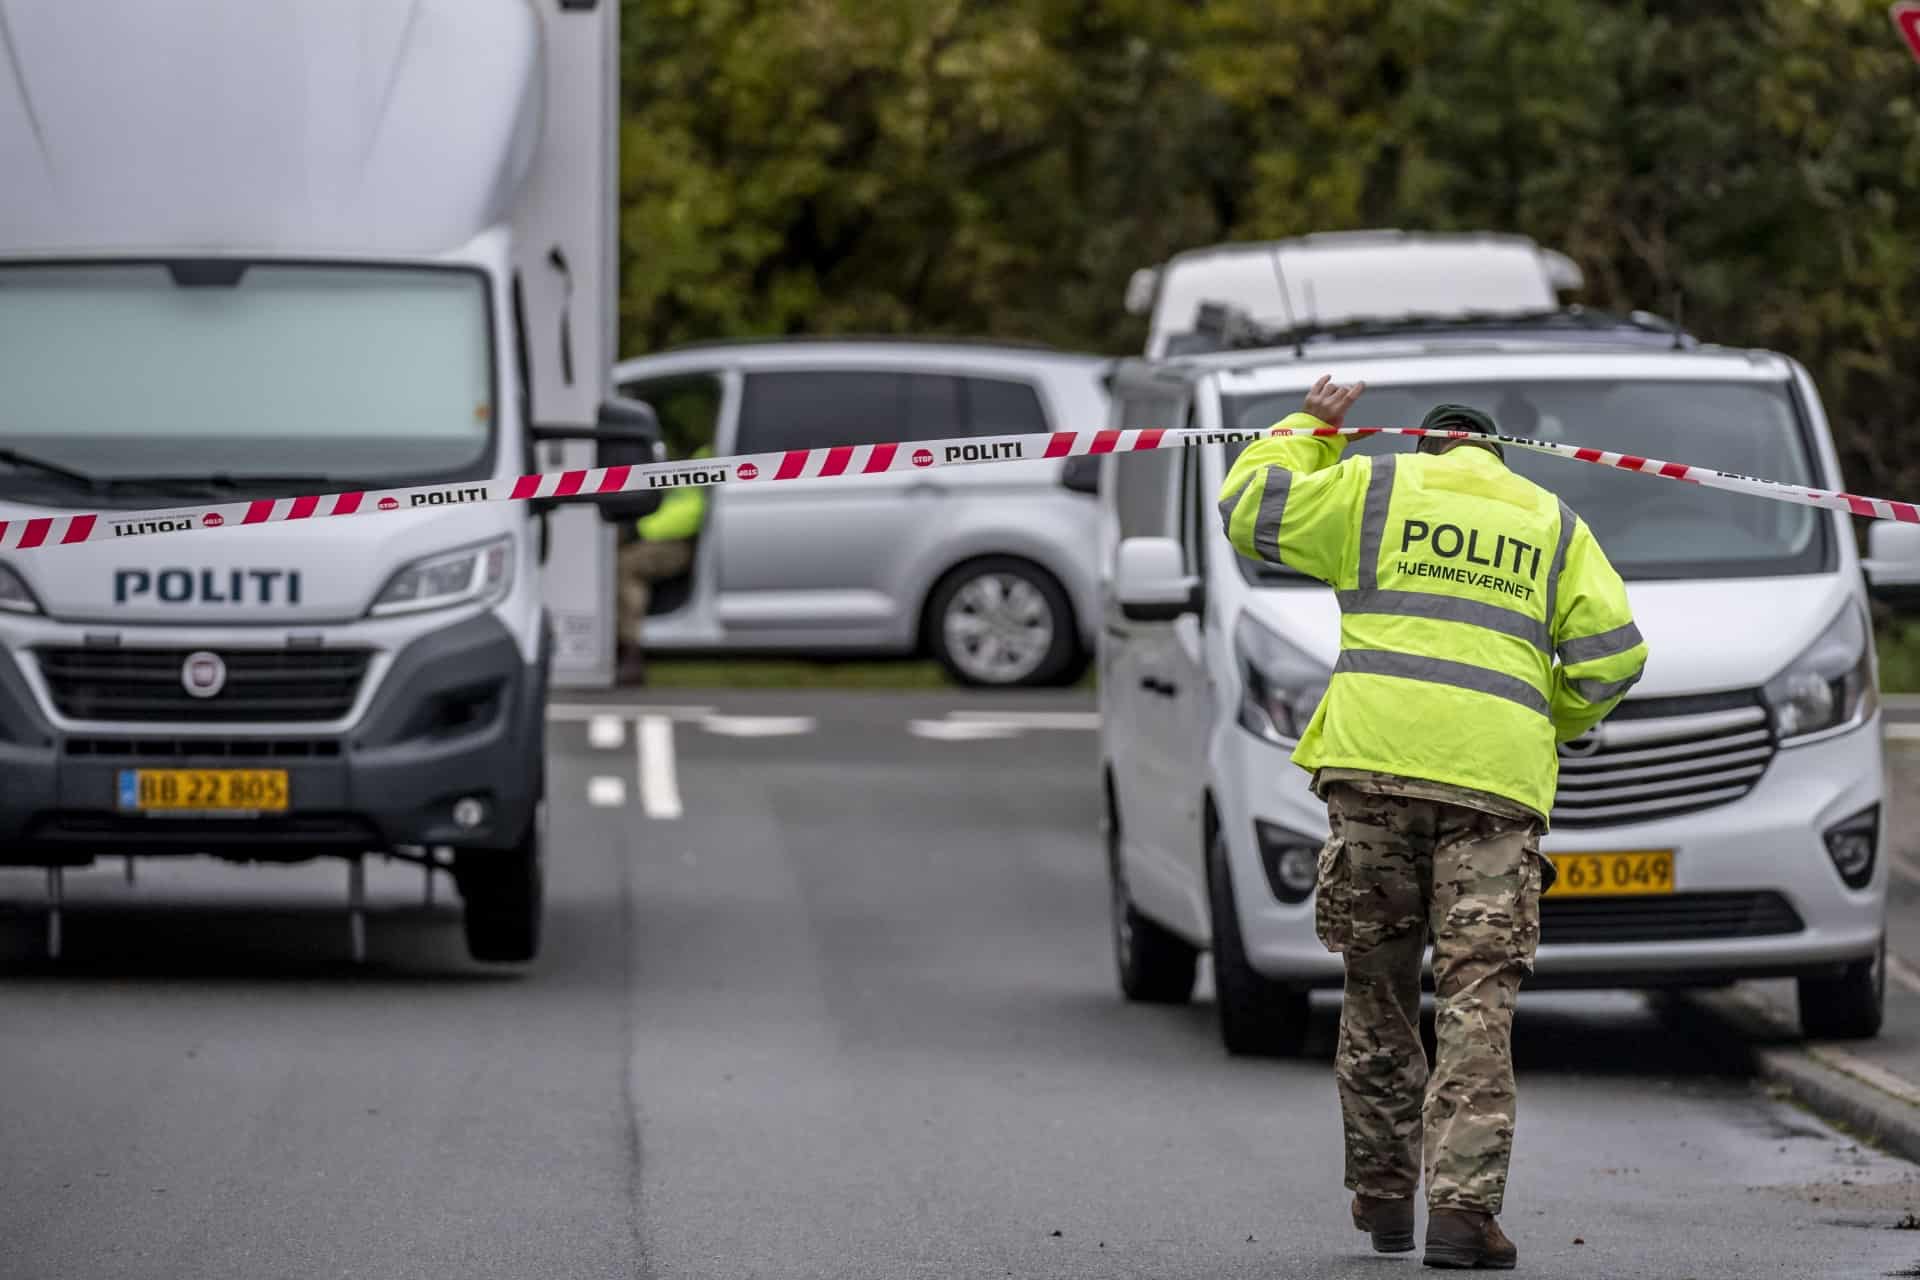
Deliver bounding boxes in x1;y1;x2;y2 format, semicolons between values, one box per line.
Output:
647;625;1920;694
1881;622;1920;694
644;657;1098;691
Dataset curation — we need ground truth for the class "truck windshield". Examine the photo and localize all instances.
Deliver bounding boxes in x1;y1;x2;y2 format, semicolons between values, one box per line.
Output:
1221;379;1830;582
0;263;493;501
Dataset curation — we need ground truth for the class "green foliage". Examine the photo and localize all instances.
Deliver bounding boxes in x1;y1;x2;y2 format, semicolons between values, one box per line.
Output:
621;0;1920;496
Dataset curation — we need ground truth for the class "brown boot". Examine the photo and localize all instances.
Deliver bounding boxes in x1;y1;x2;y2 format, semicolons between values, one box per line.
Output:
1351;1194;1415;1253
1423;1207;1516;1270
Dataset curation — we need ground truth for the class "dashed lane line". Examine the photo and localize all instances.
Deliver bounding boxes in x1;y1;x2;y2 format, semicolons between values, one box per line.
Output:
638;714;684;820
700;714;817;738
908;719;1022;742
946;710;1102;731
587;715;626;749
586;776;628;808
547;702;715;723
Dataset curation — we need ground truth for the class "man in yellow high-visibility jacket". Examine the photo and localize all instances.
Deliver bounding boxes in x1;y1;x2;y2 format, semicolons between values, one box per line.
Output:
615;449;708;685
1219;376;1645;1270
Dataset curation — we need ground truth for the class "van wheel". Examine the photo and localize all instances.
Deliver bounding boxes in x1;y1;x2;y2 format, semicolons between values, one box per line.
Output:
1798;935;1884;1040
1207;824;1309;1057
1107;787;1197;1003
456;806;545;964
927;557;1081;687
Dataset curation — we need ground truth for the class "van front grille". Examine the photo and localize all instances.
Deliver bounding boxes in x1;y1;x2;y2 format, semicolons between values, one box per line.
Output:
1550;692;1775;829
36;648;370;724
1541;891;1803;944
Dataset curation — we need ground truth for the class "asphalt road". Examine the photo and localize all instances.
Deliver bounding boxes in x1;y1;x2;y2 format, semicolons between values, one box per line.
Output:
0;690;1916;1279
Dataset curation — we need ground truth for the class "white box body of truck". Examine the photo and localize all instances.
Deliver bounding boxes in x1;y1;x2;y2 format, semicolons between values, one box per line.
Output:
0;0;649;962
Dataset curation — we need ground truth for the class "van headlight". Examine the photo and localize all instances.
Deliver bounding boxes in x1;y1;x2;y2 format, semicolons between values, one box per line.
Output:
1762;604;1876;742
369;537;514;617
0;563;41;614
1235;613;1330;744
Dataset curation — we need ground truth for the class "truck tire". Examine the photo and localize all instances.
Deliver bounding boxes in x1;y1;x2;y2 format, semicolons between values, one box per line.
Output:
1798;935;1884;1040
1207;824;1309;1057
457;805;545;964
927;556;1083;688
1107;784;1198;1004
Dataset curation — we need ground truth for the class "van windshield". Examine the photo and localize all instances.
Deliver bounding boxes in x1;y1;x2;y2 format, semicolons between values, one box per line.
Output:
0;263;494;502
1221;379;1830;582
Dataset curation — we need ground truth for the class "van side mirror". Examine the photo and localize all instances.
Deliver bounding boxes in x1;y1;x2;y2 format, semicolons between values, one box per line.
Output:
1115;536;1201;622
1865;522;1920;610
530;398;667;523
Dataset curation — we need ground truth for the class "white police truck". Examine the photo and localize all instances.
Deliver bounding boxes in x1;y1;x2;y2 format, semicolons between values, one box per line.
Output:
0;0;657;962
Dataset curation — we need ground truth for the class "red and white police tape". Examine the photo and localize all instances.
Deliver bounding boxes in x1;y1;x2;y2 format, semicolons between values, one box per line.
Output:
0;424;1911;552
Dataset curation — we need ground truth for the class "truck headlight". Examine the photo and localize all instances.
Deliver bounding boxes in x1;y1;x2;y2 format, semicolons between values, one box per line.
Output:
369;537;514;617
1762;604;1875;743
1235;613;1330;744
0;563;41;615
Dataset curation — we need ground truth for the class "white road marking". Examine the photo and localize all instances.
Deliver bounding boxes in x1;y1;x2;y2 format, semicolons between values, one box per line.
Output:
638;714;684;820
547;702;714;723
1807;1045;1920;1109
701;714;817;738
1889;952;1920;997
1883;722;1920;742
946;710;1102;731
909;719;1021;741
1892;849;1920;886
587;715;626;749
586;776;627;807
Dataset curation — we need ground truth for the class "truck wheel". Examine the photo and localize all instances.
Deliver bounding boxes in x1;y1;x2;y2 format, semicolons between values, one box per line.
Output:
1207;824;1309;1057
457;805;545;964
1798;935;1884;1040
927;557;1081;688
1108;786;1197;1004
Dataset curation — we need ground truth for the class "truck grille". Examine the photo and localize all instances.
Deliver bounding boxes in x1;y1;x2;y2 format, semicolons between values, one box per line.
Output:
36;648;370;723
1542;891;1803;944
1550;691;1775;828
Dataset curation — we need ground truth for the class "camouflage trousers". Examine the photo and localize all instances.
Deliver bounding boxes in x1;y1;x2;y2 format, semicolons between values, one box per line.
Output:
1315;783;1544;1214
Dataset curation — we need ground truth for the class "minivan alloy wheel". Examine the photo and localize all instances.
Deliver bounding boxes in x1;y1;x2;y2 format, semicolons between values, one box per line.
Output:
943;572;1054;683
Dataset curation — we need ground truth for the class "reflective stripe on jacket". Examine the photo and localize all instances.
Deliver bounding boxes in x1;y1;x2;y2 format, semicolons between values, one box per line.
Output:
1218;412;1648;821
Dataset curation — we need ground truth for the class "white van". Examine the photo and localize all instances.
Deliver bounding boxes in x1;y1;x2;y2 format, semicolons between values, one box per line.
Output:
0;0;652;962
613;340;1111;687
1127;231;1583;358
1097;310;1896;1053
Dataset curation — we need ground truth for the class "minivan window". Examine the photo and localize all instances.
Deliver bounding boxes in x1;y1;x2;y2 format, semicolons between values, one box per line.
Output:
1114;396;1180;539
966;377;1048;435
740;370;1022;452
1221;379;1830;582
738;370;908;452
622;373;723;458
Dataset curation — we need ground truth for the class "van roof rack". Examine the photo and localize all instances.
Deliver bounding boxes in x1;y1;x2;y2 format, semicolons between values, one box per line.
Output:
1184;302;1697;355
655;334;1061;355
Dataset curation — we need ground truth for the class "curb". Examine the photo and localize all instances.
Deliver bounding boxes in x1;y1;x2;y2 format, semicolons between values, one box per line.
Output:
1756;1046;1920;1166
1685;989;1920;1165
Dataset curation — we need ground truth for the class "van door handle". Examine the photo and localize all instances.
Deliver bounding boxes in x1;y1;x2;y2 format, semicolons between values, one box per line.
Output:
1140;676;1177;697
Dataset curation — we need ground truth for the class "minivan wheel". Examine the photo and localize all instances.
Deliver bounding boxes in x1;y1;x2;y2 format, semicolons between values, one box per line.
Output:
927;557;1081;687
1207;824;1309;1057
1107;791;1198;1004
1798;934;1885;1040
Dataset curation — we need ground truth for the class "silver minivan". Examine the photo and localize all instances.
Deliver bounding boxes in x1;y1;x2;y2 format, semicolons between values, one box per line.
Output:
612;340;1110;686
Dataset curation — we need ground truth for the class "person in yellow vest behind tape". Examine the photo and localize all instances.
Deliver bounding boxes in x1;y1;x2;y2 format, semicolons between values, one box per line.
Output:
1219;376;1646;1271
615;447;709;686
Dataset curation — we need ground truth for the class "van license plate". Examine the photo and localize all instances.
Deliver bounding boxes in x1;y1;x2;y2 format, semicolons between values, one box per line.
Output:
117;769;289;815
1546;851;1673;897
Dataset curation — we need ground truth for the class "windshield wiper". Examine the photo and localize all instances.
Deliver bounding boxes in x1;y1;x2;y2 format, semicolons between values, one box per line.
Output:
0;447;102;493
101;473;346;497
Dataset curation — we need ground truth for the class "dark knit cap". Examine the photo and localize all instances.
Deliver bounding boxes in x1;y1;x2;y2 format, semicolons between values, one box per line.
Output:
1420;404;1498;436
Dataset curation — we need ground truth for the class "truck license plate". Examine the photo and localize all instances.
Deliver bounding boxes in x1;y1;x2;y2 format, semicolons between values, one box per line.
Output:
116;769;290;815
1546;851;1674;897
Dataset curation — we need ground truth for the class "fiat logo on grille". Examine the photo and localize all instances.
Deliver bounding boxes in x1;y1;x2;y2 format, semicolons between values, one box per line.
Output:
181;650;227;699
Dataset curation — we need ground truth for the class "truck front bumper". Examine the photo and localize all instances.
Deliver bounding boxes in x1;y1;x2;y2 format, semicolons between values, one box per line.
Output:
0;612;546;863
